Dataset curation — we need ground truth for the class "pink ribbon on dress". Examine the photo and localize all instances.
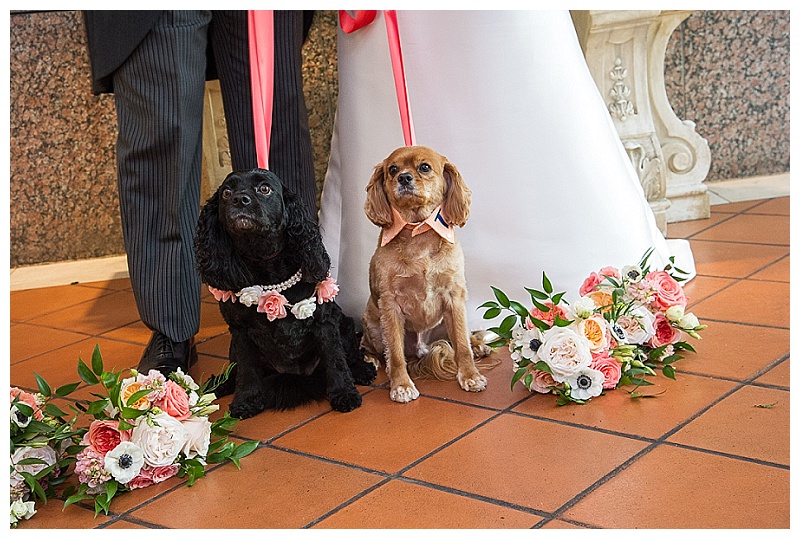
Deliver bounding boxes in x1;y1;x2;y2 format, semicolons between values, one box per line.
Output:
339;10;416;146
248;10;274;170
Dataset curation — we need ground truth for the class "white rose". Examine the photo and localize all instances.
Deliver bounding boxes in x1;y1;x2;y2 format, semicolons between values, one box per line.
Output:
104;441;144;484
571;295;596;319
616;306;656;345
10;499;36;523
10;445;57;487
130;412;189;468
291;297;317;319
181;416;212;459
665;304;685;322
237;286;264;307
678;312;700;330
538;326;592;383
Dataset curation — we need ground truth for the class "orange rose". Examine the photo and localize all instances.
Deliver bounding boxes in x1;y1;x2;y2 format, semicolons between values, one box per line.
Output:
578;315;609;353
586;290;613;313
86;419;130;455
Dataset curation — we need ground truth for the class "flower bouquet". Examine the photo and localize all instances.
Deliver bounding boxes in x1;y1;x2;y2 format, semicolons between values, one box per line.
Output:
481;249;706;405
63;345;258;516
10;378;83;527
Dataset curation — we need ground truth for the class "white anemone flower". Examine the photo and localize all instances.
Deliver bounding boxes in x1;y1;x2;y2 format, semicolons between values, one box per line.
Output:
10;403;32;428
104;441;145;484
565;368;605;401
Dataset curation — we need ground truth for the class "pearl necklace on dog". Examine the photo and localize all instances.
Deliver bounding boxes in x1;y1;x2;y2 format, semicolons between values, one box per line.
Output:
207;270;339;322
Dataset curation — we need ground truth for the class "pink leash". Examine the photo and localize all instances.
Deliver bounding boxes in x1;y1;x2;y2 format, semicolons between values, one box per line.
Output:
248;10;274;169
339;10;416;146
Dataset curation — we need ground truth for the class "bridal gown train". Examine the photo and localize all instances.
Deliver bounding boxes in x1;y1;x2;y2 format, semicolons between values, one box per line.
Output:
319;10;695;330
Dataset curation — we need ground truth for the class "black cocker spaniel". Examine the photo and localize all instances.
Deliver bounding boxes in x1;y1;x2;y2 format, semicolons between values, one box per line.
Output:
195;169;376;419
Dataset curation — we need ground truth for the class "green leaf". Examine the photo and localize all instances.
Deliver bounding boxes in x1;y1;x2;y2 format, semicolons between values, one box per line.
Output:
525;287;548;301
662;365;676;380
125;388;153;407
498;314;517;335
542;272;553;294
91;344;104;375
55;382;81;397
87;399;110;416
550;291;566;305
534;360;553;375
509;300;530;319
491;286;510;308
530;296;551;313
523;373;533;388
120;407;149;420
478;300;498;309
105;479;118;500
487;339;507;349
231;441;259;460
482;307;502;320
34;372;52;397
510;367;527;390
44;402;68;418
552;315;572;327
674;341;696;353
77;359;99;385
528;316;550;332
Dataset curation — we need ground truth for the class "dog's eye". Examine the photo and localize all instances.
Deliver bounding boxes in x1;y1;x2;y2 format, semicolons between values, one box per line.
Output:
388;165;398;175
221;188;232;199
258;183;272;195
418;163;431;173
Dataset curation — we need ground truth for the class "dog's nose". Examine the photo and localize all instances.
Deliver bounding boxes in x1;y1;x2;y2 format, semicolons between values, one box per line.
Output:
397;173;414;186
232;193;251;206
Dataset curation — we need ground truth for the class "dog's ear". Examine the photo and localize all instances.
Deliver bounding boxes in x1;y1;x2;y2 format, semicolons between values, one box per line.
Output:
284;189;331;283
194;190;252;291
441;161;471;227
364;162;393;228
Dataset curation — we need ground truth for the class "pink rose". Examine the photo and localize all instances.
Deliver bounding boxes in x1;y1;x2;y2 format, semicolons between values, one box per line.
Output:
128;464;179;490
525;302;568;329
599;266;621;279
316;276;339;304
10;387;44;421
645;271;687;311
84;419;130;455
649;313;682;347
528;368;558;394
590;352;623;389
153;380;191;421
257;291;289;321
208;286;236;303
579;272;602;296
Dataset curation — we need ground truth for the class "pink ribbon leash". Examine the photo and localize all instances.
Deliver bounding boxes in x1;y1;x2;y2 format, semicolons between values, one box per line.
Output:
248;10;274;170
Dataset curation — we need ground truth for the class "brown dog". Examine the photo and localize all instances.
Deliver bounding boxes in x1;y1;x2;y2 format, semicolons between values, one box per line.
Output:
361;146;492;403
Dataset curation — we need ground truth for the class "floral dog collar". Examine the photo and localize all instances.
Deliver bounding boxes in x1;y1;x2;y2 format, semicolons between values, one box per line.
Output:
207;269;339;322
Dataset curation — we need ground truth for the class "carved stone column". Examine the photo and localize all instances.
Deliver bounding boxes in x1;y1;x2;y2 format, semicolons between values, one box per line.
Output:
571;10;711;230
201;80;233;203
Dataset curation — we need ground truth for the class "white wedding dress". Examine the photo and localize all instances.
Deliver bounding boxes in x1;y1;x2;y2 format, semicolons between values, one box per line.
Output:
319;10;694;330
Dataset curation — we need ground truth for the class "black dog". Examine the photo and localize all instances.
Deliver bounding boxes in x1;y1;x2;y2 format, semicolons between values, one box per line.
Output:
195;169;376;418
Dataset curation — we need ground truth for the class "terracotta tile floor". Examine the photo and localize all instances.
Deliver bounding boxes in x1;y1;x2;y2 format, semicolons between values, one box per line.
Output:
10;197;790;529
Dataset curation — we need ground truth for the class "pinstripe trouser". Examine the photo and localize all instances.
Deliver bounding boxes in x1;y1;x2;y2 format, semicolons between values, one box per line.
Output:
113;11;315;343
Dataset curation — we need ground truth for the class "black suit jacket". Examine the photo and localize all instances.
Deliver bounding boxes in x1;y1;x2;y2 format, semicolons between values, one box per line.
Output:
83;10;315;95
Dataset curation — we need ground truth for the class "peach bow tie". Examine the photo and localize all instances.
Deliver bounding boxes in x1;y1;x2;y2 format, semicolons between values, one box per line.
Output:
380;206;455;247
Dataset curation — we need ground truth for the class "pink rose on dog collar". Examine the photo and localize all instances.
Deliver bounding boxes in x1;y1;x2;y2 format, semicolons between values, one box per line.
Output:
257;291;289;321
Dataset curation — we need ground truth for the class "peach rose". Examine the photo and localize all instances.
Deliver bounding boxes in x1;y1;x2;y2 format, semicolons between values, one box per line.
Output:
85;419;130;455
10;387;44;421
586;290;614;314
577;315;609;353
257;291;289;321
649;313;682;347
153;380;191;421
128;464;180;490
120;380;150;410
646;270;687;311
590;352;623;389
599;266;621;280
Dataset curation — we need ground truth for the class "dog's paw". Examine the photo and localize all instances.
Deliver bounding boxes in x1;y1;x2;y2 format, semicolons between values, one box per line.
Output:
457;371;488;392
349;355;378;385
329;386;362;413
390;382;420;403
229;399;262;420
470;331;494;359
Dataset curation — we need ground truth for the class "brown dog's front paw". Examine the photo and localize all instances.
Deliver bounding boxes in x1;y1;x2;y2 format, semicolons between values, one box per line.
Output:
389;381;420;403
457;371;488;392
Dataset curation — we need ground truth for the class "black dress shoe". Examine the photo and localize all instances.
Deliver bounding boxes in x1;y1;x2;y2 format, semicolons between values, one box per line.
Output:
138;331;198;377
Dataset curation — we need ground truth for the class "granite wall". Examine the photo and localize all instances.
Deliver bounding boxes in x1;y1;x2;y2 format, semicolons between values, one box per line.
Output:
9;10;790;267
